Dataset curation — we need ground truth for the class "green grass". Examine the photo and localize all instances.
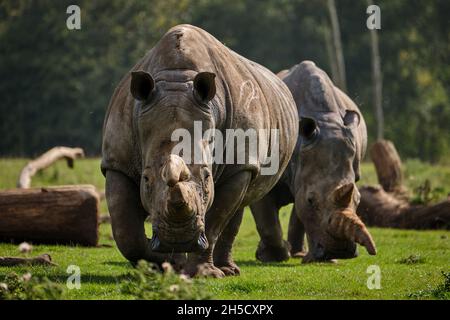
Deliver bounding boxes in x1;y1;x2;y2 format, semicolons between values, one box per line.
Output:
0;158;449;299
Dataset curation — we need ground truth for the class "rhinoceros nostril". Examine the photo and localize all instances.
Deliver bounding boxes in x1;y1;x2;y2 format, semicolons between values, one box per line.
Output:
167;178;178;188
202;167;211;180
142;168;152;185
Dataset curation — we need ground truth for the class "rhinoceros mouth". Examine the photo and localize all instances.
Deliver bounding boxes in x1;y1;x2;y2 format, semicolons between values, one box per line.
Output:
150;231;208;253
320;240;358;260
304;237;358;262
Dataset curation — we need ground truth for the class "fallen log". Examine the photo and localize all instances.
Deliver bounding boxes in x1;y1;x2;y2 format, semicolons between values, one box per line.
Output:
358;185;450;229
357;140;450;230
0;254;56;267
17;147;84;188
0;185;99;246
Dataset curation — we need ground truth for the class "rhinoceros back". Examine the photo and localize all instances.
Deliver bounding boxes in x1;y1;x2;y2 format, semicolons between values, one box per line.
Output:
282;61;366;159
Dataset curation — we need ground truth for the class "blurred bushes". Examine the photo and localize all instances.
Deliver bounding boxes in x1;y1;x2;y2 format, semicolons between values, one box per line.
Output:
0;0;448;162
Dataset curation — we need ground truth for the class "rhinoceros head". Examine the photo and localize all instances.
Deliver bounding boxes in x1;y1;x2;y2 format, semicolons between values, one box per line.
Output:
130;70;217;253
296;113;376;262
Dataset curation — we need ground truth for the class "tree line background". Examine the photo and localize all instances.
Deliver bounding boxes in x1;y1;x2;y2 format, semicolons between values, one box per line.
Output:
0;0;448;163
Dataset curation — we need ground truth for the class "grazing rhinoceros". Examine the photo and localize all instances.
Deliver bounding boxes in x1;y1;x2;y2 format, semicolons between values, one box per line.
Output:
250;61;377;263
101;24;298;277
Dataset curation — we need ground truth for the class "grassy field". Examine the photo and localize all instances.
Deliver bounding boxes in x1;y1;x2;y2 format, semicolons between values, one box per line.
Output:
0;158;449;299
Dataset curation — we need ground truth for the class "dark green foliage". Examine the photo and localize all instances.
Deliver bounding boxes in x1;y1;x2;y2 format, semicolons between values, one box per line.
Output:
120;260;213;300
408;271;450;300
0;272;65;300
411;179;447;205
0;0;449;161
396;254;426;265
0;0;191;156
0;259;213;301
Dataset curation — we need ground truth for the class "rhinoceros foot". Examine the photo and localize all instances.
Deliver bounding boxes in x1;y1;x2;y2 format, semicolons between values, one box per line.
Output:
216;260;241;276
184;262;226;278
255;240;291;263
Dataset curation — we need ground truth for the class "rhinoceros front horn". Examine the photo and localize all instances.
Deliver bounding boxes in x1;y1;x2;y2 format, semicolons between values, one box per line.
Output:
328;183;377;255
161;154;191;187
161;155;195;219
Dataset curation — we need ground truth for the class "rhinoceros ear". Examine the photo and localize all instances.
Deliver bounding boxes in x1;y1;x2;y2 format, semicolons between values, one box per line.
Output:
343;110;360;127
194;72;216;103
130;71;154;101
299;117;317;139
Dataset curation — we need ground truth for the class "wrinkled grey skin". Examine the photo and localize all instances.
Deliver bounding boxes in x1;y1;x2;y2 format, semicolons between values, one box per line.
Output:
101;25;298;277
251;61;376;263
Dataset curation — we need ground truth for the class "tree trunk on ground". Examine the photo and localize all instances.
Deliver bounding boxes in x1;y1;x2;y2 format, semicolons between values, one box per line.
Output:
0;185;99;246
0;254;56;266
326;0;347;92
359;186;450;229
367;0;384;140
358;140;450;230
17;146;85;188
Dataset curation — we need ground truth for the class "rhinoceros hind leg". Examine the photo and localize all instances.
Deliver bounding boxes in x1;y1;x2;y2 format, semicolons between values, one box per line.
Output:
106;170;186;269
213;208;244;276
250;194;290;262
255;239;291;262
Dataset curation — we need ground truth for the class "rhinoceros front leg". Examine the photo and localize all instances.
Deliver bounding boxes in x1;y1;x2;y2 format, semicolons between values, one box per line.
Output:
105;170;186;268
183;171;252;278
250;193;291;262
213;208;244;276
287;205;307;258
